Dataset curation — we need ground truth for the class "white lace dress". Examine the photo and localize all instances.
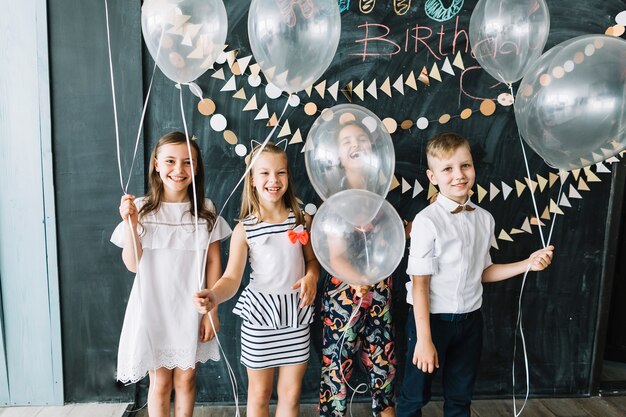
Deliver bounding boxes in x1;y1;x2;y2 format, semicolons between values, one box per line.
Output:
111;198;231;383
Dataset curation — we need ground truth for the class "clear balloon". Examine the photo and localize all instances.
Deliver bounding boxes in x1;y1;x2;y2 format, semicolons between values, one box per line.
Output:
469;0;550;84
141;0;228;84
311;190;405;286
514;35;626;171
304;104;395;201
247;0;341;94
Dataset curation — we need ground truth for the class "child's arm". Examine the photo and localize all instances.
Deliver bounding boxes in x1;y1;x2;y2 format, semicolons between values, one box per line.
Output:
119;194;142;272
193;223;248;314
482;245;554;283
199;240;222;342
411;275;439;374
291;213;321;308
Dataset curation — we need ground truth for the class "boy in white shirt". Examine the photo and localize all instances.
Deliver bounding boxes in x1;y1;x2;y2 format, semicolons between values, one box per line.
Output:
396;132;554;417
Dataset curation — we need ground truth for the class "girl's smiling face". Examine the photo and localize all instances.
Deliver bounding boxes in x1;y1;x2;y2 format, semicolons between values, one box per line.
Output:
251;152;289;205
337;124;373;172
154;143;197;201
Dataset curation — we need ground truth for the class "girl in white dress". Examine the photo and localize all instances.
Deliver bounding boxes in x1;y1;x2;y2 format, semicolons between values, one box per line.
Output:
112;131;231;417
193;142;320;417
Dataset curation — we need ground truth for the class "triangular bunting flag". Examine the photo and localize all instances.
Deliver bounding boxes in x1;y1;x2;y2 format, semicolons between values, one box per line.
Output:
549;199;564;215
289;129;303;144
220;75;237;92
584;167;601;182
510;228;525;235
392;75;405;95
530;216;546;226
353;81;365;101
498;229;514;242
277;120;291;138
249;63;261;78
314;80;326;98
491;235;499;250
489;183;500;201
429;63;442;82
441;57;455;76
366;79;378;99
236;55;252;73
568;184;583;199
559;193;572;208
380;77;392;97
571;168;581;180
452;51;465;70
266;113;278;127
418;66;430;86
233;88;246;100
476;184;487;203
225;50;237;68
413;180;424;198
559;170;569;184
211;67;226;80
242;95;258;111
596;162;611;173
549;172;559;187
525;177;538;193
327;81;340;101
254;103;269;120
541;206;551;220
521;218;532;233
401;178;412;194
427;183;438;200
405;70;417;90
606;156;620;164
501;181;513;200
341;81;353;101
536;174;548;192
515;179;526;197
304;85;313;97
578;177;590;191
390;175;400;191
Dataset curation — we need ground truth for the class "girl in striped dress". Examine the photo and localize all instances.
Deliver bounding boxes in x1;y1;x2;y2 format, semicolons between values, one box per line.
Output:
193;142;320;417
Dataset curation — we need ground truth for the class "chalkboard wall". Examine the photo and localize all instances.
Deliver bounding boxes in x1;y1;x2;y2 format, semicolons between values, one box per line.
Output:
48;0;624;404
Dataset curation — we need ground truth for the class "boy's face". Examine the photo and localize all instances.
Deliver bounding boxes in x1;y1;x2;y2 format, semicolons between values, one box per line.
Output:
426;145;475;205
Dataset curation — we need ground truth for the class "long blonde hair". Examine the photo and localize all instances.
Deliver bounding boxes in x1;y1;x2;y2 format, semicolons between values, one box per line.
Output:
239;142;304;226
140;131;216;231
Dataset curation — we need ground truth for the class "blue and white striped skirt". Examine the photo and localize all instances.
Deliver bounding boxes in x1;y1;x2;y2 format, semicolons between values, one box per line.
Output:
240;321;310;369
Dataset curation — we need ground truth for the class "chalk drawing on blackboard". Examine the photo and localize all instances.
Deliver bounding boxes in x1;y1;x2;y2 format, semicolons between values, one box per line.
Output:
425;0;464;22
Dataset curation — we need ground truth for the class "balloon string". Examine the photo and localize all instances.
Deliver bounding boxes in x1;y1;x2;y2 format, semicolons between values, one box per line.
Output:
207;313;241;417
360;229;371;270
509;84;547;248
512;264;531;417
178;86;203;292
333;295;368;417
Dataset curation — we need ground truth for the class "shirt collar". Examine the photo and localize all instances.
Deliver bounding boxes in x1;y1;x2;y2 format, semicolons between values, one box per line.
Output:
435;193;474;212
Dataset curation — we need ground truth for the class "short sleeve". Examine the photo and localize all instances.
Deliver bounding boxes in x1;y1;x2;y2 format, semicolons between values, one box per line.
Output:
110;197;145;248
406;214;439;276
205;199;232;243
483;213;496;269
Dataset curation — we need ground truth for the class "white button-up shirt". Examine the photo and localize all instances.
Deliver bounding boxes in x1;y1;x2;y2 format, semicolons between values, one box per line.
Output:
406;193;495;314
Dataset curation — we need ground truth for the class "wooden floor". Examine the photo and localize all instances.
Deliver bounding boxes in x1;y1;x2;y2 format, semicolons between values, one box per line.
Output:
1;396;625;417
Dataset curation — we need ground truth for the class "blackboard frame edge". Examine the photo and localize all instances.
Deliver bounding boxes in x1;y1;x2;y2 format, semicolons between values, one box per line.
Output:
590;159;626;395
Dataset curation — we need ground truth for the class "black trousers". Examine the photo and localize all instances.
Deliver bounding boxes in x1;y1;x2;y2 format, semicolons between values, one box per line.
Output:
396;308;483;417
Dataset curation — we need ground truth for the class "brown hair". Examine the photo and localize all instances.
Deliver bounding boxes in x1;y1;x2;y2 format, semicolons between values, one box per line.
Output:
139;131;216;231
426;132;471;166
239;142;304;226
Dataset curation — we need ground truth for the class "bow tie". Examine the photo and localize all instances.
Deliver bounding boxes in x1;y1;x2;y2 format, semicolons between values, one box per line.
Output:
287;226;309;245
450;204;476;214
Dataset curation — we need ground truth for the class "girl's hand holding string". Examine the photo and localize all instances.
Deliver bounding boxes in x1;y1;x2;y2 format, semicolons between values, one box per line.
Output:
119;194;138;225
528;245;555;271
292;273;317;308
193;289;217;314
199;311;220;342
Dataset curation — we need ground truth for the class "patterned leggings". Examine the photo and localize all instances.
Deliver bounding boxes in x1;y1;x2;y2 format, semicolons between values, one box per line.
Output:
319;276;396;417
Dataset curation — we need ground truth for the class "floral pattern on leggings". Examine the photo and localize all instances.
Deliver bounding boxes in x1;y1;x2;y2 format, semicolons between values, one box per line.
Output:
319;276;396;417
